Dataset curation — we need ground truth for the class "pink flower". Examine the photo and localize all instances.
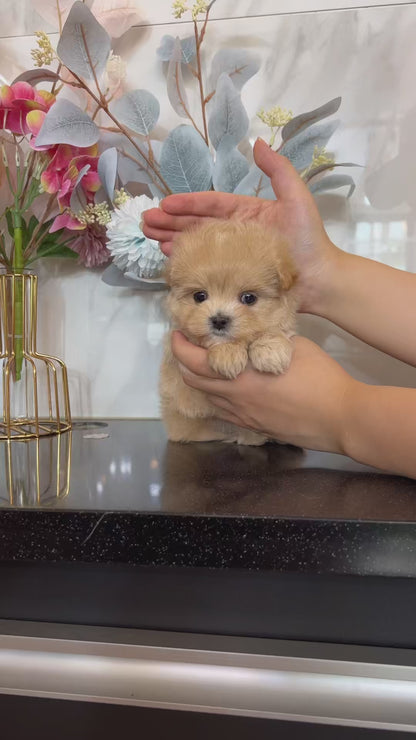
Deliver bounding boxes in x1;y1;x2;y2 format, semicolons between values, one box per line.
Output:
0;82;55;142
50;212;86;232
42;144;101;229
70;224;111;268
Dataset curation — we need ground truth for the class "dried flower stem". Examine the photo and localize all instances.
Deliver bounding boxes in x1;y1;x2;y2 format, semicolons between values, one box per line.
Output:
173;62;205;140
146;136;154;166
119;148;168;196
56;0;63;35
51;61;62;95
193;16;209;145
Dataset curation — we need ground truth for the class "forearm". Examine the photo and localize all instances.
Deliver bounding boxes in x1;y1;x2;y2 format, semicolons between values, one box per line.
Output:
341;381;416;478
312;249;416;366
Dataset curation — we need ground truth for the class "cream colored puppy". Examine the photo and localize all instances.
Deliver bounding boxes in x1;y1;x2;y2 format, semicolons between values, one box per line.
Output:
160;220;298;445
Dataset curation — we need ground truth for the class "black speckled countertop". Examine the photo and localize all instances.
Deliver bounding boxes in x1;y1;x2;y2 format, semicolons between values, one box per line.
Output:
1;419;416;576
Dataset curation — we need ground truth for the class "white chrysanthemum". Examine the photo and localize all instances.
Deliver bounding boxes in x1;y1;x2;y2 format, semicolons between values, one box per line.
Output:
106;195;166;279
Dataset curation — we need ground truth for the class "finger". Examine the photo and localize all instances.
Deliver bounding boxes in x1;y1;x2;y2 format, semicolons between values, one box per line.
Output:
205;394;235;412
141;224;177;243
181;369;228;396
160;191;241;218
253;137;308;201
172;332;224;379
211;409;245;427
160;241;173;257
143;208;201;231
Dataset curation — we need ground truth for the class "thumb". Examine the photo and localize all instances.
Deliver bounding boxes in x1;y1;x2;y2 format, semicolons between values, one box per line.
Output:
253;137;306;201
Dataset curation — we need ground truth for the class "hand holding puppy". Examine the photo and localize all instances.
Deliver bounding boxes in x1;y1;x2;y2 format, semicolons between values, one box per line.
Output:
145;136;416;476
172;332;354;455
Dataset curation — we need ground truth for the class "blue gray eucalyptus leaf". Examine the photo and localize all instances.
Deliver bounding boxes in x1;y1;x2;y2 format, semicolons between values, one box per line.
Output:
209;48;261;92
35;99;100;147
69;164;91;211
160;124;213;192
305;161;361;183
309;173;356;198
208;73;249;150
12;69;60;86
98;147;118;201
281;97;341;143
167;37;190;119
111;89;160;136
280;119;339;171
213;136;249;192
157;35;196;63
57;1;111;80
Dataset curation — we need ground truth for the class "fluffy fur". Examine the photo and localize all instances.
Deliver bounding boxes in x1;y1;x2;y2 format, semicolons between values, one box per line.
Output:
160;219;298;445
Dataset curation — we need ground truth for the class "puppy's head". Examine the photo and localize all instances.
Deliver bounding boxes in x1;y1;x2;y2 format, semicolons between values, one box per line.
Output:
165;220;298;347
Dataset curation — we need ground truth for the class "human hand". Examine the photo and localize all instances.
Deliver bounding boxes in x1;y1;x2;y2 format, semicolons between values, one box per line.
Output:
171;331;355;454
142;138;341;313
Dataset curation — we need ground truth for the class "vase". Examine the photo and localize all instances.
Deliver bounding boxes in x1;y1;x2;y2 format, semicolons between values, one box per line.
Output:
0;271;72;440
0;431;72;506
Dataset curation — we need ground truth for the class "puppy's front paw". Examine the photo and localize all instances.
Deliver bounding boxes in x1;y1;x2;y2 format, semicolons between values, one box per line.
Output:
249;334;293;375
208;343;248;379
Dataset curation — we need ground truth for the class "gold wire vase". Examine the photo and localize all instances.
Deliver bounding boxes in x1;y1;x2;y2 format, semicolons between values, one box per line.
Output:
0;272;72;440
1;431;72;506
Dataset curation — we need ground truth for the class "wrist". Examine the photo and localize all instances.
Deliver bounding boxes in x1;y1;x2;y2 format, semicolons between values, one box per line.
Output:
300;244;352;318
338;377;369;464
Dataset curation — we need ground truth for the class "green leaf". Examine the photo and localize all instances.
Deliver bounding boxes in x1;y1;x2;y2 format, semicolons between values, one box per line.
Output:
5;209;14;239
31;230;79;262
26;215;39;239
34;241;79;261
20;216;30;250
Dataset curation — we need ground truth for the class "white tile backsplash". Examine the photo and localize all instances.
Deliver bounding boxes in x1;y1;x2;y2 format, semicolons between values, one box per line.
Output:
3;0;415;36
1;2;416;417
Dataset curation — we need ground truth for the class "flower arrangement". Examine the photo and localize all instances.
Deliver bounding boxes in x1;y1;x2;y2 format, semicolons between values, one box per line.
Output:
0;0;357;284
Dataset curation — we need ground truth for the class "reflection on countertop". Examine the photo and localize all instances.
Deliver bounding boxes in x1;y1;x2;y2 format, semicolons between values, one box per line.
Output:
1;419;415;521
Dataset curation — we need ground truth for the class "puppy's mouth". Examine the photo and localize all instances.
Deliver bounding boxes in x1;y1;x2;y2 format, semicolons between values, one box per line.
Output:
210;326;232;338
199;325;234;348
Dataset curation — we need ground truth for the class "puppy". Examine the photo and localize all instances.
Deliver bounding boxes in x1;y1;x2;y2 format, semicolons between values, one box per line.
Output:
160;219;298;445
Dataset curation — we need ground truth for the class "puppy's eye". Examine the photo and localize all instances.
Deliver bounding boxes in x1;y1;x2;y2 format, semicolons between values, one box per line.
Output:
193;291;208;303
240;292;257;305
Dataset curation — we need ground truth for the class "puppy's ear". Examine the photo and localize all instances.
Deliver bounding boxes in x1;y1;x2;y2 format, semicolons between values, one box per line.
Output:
277;252;298;292
270;234;298;292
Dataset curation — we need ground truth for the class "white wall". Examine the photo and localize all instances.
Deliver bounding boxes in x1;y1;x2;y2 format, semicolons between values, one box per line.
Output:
1;0;416;418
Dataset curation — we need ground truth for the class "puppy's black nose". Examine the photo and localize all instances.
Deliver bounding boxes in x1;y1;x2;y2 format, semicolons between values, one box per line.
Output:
210;314;230;331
